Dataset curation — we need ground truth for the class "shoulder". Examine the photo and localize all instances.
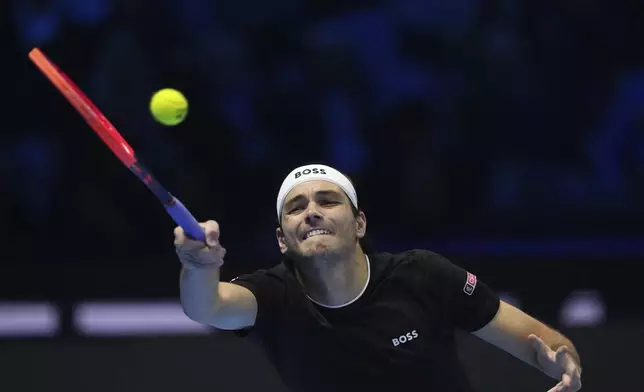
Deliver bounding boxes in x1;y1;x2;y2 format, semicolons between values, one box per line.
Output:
366;248;454;284
231;261;290;282
369;249;467;290
370;248;454;272
230;261;299;295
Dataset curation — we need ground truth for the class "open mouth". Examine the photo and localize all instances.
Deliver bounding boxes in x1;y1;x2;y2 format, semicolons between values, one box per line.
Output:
302;229;332;240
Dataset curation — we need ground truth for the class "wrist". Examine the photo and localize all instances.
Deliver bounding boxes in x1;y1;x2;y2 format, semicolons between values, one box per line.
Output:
181;260;222;270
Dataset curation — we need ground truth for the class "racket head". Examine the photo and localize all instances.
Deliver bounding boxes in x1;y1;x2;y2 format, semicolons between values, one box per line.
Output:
28;48;137;167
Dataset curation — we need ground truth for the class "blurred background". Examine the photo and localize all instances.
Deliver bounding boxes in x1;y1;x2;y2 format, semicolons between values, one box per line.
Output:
2;0;644;391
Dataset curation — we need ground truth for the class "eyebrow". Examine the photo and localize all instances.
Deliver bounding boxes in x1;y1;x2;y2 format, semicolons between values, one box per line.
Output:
284;190;344;210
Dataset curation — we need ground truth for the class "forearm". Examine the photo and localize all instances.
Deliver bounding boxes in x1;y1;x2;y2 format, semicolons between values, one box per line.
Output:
179;265;222;322
474;302;581;374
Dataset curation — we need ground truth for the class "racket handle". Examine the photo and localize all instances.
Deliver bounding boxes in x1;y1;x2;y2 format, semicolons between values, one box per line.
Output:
165;198;206;242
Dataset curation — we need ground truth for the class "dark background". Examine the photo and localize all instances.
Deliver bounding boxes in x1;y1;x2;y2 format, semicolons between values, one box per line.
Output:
1;325;640;392
2;0;643;390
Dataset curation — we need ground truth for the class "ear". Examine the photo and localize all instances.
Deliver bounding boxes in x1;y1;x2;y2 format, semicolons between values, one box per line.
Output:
356;210;367;239
276;227;288;254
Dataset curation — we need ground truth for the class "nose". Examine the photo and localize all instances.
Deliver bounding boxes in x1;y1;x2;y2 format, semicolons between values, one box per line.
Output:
304;203;323;224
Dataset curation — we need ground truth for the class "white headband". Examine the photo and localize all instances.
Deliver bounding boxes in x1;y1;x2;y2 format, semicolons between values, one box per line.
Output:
276;164;358;219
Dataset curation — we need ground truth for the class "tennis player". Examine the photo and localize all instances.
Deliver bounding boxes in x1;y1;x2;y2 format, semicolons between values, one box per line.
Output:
175;164;582;392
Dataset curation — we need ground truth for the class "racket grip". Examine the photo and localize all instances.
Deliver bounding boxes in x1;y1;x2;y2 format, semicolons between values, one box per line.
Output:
165;198;206;242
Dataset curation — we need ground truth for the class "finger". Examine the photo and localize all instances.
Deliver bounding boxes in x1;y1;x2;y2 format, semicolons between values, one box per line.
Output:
546;381;563;392
173;226;185;245
566;366;582;391
529;334;552;358
201;220;220;246
557;382;578;392
557;349;582;392
529;334;545;348
175;230;207;251
176;239;223;263
556;347;578;375
174;226;201;248
561;372;572;388
555;345;570;357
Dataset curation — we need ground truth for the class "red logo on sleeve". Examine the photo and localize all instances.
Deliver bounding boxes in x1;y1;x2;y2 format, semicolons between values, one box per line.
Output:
463;272;477;295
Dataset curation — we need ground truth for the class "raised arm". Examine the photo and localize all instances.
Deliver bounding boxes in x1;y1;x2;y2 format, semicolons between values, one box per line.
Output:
175;220;258;330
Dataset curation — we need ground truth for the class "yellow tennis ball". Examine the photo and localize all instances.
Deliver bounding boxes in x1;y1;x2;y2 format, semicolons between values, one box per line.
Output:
149;88;188;126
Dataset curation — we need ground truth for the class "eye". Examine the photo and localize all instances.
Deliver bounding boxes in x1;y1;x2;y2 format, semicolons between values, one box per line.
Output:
320;200;340;206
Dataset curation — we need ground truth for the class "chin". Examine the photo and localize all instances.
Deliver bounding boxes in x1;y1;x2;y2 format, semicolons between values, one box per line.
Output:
292;241;335;259
287;234;350;260
302;244;329;256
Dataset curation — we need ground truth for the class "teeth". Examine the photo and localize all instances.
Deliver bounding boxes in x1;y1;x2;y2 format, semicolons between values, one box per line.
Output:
305;229;330;239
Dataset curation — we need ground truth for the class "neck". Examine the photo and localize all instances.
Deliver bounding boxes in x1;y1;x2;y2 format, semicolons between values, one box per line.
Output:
294;246;369;308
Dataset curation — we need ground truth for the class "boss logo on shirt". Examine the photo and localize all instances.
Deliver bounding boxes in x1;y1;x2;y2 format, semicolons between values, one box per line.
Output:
392;330;419;346
294;168;327;179
463;272;477;295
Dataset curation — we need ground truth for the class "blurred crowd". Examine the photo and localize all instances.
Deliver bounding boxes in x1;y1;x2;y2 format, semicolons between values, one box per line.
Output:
5;0;644;262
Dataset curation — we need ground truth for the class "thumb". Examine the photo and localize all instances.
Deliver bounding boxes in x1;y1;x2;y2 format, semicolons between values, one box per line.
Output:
205;231;219;247
529;334;543;350
200;221;220;246
529;334;551;358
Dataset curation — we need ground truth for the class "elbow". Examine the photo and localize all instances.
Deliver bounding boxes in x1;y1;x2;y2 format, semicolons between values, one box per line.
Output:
180;300;222;326
181;306;238;330
181;304;207;324
181;305;204;323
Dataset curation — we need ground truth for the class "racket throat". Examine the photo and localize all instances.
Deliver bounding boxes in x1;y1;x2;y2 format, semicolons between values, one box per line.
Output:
129;162;173;205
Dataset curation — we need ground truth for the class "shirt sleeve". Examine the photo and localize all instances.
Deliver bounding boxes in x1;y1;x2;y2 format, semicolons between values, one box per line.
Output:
419;250;500;332
229;268;288;337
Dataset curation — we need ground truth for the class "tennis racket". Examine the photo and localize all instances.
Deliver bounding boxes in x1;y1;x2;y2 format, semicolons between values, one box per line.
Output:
28;47;205;242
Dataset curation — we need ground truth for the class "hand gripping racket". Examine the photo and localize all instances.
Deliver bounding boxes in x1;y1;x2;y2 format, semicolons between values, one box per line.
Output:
29;48;205;242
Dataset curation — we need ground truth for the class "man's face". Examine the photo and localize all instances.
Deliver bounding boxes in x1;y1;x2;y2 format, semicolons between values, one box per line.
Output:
277;181;366;260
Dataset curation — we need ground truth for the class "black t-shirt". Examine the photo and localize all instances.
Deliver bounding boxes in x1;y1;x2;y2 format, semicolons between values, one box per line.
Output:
230;249;500;392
